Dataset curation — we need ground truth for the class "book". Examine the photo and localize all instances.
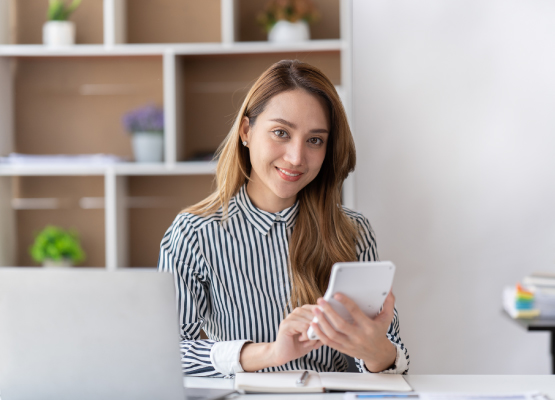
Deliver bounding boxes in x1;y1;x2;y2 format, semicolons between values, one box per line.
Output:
503;286;540;319
523;272;555;288
234;371;413;393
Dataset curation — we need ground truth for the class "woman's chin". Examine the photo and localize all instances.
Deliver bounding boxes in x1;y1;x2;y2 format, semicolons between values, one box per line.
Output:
271;181;304;201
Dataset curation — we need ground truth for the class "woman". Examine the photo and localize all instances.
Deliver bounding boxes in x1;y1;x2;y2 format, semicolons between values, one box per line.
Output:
158;60;409;377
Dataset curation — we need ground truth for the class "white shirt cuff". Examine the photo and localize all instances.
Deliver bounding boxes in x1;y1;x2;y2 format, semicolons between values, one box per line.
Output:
210;340;252;376
359;343;408;374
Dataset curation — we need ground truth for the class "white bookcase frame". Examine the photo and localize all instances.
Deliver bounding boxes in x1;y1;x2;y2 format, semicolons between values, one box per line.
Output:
0;0;355;269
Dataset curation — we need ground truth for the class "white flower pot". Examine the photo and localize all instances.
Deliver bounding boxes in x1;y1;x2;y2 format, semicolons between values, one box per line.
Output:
131;131;164;162
43;258;72;268
268;20;310;43
43;21;75;47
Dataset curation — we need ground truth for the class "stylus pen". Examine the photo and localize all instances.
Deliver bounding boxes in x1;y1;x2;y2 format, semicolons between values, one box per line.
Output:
296;371;309;387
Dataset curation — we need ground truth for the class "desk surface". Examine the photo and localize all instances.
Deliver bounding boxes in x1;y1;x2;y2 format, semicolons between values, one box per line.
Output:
185;375;555;399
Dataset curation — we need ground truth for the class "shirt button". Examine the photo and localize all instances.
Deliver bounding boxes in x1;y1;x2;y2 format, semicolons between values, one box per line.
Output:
275;215;281;222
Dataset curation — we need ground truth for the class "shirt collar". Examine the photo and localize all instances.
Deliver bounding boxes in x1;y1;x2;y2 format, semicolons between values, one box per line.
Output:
234;184;299;236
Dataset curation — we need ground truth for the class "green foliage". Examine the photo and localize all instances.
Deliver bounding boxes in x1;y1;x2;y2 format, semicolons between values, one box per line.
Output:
257;0;319;33
47;0;82;21
29;225;86;265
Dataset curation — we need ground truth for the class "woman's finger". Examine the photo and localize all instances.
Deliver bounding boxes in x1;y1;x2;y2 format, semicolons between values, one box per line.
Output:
288;311;317;325
292;305;319;320
309;321;343;352
333;293;368;322
313;307;347;342
316;298;354;335
374;291;395;324
281;318;313;335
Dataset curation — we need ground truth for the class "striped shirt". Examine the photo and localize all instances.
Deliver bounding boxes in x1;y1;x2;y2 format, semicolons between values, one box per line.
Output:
158;184;409;377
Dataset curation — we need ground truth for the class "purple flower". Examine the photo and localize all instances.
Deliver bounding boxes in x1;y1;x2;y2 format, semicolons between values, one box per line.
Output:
122;104;164;133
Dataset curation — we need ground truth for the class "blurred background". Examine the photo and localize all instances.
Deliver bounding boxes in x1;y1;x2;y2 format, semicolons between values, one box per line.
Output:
0;0;554;375
353;0;555;375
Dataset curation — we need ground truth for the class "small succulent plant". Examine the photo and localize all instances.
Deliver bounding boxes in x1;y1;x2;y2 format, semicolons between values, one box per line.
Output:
30;225;86;265
47;0;82;21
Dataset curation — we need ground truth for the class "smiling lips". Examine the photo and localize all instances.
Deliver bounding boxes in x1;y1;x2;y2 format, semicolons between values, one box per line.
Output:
276;167;304;182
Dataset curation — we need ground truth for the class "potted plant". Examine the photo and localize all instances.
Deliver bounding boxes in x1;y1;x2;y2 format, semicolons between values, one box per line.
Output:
122;104;165;163
43;0;82;47
258;0;319;43
29;225;86;267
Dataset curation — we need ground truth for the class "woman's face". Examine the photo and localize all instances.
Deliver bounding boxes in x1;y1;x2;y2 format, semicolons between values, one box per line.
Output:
240;89;330;213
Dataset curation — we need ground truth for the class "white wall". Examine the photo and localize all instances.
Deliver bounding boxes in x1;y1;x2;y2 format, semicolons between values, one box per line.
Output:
353;0;555;374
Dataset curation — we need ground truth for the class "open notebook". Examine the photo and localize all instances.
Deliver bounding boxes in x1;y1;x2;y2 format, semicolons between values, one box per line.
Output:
235;371;412;393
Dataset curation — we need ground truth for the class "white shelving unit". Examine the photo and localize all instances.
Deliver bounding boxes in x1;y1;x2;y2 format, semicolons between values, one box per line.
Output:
0;0;354;269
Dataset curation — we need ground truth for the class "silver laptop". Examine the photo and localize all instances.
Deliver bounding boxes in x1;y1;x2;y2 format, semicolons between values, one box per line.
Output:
0;268;234;400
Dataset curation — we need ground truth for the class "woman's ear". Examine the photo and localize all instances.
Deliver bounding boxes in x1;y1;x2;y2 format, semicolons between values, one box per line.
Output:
239;116;250;143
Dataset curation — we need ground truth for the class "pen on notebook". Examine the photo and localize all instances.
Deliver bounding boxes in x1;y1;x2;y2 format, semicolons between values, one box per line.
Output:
295;371;309;387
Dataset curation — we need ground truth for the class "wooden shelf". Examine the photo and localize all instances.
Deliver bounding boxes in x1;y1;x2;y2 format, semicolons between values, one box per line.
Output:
0;161;217;176
0;0;353;269
0;40;345;57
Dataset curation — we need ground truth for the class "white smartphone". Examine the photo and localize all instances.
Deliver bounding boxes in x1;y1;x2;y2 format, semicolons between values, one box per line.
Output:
306;261;396;341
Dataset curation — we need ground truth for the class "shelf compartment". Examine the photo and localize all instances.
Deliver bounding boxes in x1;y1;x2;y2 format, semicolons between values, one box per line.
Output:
13;176;105;267
179;51;341;160
12;0;104;45
126;174;215;267
236;0;340;42
126;0;221;44
14;56;163;158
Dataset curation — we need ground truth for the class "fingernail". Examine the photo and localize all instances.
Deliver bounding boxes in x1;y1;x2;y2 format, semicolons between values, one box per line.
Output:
317;298;325;305
334;293;342;300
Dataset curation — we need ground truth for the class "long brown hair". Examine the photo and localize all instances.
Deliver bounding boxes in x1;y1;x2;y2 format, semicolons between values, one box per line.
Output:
185;59;359;307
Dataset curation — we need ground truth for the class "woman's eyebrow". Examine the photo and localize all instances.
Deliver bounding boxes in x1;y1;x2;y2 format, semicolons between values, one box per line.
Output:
269;118;329;134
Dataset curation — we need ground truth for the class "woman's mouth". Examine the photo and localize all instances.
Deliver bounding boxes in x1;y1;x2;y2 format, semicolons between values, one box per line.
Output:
276;167;303;182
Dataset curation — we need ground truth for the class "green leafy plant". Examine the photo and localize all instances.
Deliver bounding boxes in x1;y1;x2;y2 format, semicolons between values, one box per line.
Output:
29;225;86;265
47;0;82;21
257;0;319;33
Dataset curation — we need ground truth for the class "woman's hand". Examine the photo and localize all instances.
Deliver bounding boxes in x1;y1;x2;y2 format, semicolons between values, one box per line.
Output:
309;292;397;373
240;304;323;372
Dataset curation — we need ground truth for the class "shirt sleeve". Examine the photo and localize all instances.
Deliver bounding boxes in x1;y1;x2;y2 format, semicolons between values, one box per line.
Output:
351;212;410;374
158;214;250;377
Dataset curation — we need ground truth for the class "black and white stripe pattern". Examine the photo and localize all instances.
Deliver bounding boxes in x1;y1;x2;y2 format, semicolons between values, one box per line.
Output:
158;184;409;377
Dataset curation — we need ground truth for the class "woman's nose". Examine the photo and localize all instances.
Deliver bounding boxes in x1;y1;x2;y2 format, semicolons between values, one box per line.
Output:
283;140;304;166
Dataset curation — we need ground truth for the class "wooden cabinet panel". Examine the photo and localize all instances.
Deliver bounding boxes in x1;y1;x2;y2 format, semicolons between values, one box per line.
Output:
14;56;163;157
126;0;221;43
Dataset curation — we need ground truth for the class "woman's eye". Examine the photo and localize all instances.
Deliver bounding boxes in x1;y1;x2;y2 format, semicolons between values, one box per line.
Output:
308;137;324;145
272;129;289;138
